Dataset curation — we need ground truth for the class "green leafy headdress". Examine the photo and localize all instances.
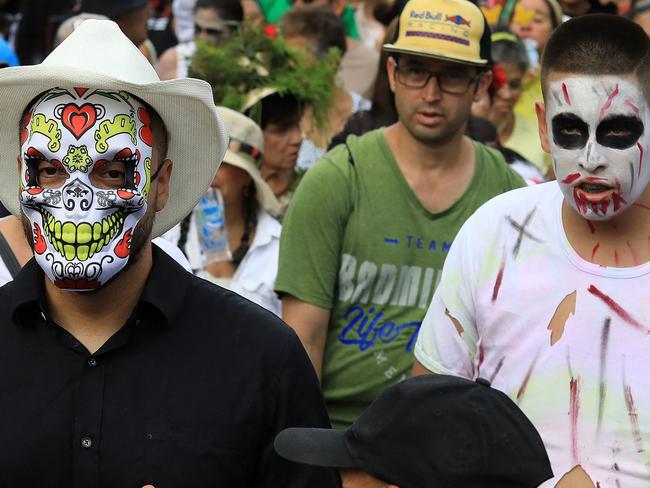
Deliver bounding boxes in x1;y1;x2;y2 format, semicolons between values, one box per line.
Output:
188;25;341;129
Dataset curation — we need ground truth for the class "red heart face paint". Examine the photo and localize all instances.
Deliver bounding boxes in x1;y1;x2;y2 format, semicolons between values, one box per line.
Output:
547;77;650;221
19;88;154;291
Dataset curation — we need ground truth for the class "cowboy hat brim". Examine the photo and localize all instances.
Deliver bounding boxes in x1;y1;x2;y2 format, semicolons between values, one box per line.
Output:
0;19;227;238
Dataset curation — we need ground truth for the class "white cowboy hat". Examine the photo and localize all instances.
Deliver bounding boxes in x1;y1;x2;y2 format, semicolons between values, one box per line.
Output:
0;19;227;237
217;107;281;215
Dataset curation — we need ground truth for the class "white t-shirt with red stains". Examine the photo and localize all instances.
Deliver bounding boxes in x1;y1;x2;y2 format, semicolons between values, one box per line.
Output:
415;182;650;487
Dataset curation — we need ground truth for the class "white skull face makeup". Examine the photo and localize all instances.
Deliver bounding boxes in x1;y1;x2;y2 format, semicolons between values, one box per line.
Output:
19;87;155;290
547;77;650;221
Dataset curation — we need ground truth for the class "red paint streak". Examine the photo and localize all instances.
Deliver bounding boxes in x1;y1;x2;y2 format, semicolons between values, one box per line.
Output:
591;242;600;261
517;354;539;402
588;285;647;331
584;177;608;183
600;199;610;215
638;143;644;177
562;173;581;184
599;84;620;120
477;342;485;372
114;228;133;259
570;377;581;466
625;99;640;115
624;384;645;453
590;202;600;215
587;220;596;234
627;241;640;265
562;83;571;105
573;188;588;214
491;255;506;302
597;483;602;488
615;178;621;194
614;250;620;266
612;193;628;212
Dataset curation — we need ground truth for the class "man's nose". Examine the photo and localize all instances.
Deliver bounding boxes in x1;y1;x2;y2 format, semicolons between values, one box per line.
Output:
421;75;443;102
578;142;607;173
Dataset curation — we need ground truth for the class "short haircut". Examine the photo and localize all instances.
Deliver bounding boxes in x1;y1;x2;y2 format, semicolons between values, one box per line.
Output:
194;0;244;22
541;14;650;100
279;5;347;58
491;30;529;74
258;92;301;130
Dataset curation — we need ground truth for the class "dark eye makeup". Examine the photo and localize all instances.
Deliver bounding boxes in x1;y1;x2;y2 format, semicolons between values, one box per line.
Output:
552;113;589;150
596;115;644;149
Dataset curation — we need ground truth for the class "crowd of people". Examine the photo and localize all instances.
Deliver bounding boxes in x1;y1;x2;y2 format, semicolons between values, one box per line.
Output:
0;0;649;486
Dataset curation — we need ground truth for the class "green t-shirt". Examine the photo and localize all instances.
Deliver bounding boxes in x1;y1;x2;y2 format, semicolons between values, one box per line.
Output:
275;129;525;428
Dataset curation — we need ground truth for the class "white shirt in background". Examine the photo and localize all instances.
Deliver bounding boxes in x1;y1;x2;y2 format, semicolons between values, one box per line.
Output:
163;209;282;316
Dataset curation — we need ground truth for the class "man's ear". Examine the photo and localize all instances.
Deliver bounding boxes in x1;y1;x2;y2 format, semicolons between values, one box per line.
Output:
153;159;173;212
387;56;397;94
473;69;493;102
535;101;551;153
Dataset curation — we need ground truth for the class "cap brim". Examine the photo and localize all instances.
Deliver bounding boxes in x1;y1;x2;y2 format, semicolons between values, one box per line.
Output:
274;428;358;468
383;44;488;67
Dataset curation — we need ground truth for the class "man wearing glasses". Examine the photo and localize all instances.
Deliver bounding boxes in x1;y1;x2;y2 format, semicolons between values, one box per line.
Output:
276;0;525;429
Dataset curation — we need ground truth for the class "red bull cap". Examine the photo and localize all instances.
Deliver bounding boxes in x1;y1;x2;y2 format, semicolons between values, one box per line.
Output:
384;0;490;66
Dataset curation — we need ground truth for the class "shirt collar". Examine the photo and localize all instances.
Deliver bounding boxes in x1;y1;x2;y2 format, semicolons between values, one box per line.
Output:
10;244;191;328
138;244;192;327
10;258;45;326
251;210;281;250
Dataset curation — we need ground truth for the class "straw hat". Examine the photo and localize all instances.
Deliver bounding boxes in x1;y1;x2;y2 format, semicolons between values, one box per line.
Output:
217;107;281;215
0;19;227;237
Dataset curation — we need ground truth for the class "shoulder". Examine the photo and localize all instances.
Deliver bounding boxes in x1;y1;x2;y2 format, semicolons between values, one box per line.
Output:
469;181;559;228
184;273;294;345
156;46;179;80
475;142;526;187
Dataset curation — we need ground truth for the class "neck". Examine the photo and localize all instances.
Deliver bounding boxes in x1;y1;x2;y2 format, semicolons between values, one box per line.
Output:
563;185;650;267
385;120;468;171
224;195;246;231
44;243;154;353
492;111;514;142
261;163;293;197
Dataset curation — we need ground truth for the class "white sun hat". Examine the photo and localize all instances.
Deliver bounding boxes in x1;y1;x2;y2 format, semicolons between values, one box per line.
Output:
0;19;228;237
217;107;281;216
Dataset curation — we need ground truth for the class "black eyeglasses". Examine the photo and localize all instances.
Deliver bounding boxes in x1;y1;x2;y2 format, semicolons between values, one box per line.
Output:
394;62;480;94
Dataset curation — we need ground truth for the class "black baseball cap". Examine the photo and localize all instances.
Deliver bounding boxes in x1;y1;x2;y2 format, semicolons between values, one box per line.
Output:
275;375;553;488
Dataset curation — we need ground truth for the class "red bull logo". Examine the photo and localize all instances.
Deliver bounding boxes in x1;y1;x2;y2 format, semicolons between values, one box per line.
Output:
445;14;471;26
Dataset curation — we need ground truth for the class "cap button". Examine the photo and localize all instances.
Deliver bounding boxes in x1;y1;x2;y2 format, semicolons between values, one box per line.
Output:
475;377;491;387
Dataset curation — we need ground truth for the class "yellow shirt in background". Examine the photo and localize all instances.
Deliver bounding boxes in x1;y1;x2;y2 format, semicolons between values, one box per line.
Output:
504;112;549;174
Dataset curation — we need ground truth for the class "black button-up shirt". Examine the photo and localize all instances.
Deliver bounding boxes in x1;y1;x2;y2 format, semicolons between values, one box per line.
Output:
0;246;340;488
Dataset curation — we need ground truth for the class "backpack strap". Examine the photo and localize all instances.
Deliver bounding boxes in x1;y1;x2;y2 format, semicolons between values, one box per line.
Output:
344;141;355;166
0;232;21;278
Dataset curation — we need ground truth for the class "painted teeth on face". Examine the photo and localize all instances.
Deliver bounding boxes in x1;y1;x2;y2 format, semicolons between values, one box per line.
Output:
40;208;126;261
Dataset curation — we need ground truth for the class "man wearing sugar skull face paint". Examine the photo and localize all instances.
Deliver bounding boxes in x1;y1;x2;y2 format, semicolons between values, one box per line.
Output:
0;19;338;488
414;15;650;487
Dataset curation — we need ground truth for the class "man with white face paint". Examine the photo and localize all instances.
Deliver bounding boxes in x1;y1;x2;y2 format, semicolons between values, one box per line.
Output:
413;14;650;487
0;19;338;488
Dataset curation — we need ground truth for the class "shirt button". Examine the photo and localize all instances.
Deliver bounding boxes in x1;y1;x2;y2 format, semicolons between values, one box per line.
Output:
80;436;93;448
87;358;97;367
